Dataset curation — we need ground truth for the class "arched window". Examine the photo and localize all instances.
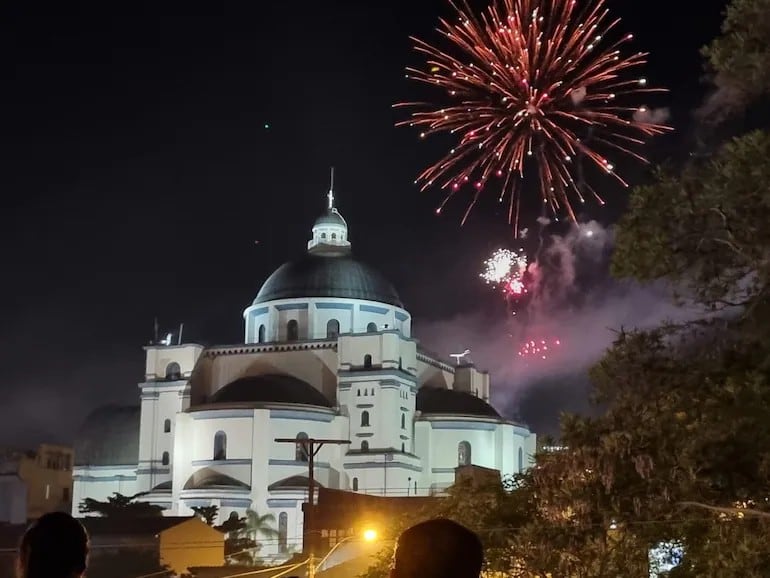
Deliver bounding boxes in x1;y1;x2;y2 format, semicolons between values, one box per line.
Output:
278;512;288;552
161;451;170;466
401;442;405;453
164;419;171;433
366;322;377;333
165;362;181;380
361;411;370;427
518;447;524;472
458;441;471;467
364;354;372;369
361;441;369;452
352;477;359;491
287;320;299;341
326;319;340;338
321;232;327;239
331;233;337;240
401;413;406;429
357;389;361;397
295;432;309;462
214;431;227;461
258;324;266;343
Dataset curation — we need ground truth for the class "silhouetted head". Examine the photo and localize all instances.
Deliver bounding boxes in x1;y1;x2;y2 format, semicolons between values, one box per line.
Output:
18;512;89;578
391;518;483;578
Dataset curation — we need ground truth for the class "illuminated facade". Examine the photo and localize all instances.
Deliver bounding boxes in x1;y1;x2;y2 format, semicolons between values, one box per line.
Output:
72;186;536;560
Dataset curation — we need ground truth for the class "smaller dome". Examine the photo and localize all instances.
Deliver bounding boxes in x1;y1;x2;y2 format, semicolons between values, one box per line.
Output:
74;405;140;467
208;374;333;408
416;387;501;418
184;468;250;490
313;209;347;228
268;475;323;492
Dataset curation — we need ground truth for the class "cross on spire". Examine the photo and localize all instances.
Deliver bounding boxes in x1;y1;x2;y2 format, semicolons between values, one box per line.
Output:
327;166;335;210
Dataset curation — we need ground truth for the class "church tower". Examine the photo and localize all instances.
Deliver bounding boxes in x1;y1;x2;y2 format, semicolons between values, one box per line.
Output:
307;168;351;254
135;341;203;496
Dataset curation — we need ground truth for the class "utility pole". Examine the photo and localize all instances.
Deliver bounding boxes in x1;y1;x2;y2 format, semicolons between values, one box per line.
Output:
275;437;350;578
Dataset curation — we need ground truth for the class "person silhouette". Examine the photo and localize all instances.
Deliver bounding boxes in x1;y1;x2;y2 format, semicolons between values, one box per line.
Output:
18;512;89;578
390;518;483;578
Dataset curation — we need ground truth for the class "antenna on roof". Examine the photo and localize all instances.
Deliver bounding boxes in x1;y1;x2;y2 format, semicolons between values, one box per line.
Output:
178;323;184;345
450;349;471;365
327;166;335;210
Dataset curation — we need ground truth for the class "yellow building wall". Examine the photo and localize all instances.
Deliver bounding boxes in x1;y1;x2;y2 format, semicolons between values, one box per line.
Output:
18;444;73;520
159;518;224;575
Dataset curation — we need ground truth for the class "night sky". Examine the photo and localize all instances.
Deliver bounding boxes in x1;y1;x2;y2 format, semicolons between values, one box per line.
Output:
0;0;728;445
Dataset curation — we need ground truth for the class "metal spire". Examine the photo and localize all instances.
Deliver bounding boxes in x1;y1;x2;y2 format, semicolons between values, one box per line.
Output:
327;166;335;210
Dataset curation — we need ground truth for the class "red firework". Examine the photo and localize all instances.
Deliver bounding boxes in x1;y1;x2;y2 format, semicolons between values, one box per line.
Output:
398;0;670;232
518;338;562;359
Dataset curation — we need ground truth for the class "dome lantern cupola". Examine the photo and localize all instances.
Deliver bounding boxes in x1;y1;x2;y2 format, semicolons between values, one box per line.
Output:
308;167;351;255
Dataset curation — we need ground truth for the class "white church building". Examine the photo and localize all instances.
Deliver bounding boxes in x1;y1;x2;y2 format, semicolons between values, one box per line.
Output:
72;186;536;558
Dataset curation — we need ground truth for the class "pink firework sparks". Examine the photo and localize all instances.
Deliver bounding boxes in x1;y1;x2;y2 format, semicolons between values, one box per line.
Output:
518;338;562;359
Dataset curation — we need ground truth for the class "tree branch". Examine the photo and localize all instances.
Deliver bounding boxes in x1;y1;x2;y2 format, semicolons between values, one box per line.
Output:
678;501;770;519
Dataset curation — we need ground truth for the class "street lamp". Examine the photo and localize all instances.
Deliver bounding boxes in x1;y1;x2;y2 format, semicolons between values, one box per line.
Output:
309;528;379;578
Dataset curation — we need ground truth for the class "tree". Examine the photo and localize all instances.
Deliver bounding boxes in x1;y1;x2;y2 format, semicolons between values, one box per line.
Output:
702;0;770;109
192;505;219;526
215;510;278;565
78;492;165;518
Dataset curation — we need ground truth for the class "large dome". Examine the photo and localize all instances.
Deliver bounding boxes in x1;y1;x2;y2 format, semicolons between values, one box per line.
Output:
74;405;140;467
254;254;403;307
416;387;501;418
208;374;333;407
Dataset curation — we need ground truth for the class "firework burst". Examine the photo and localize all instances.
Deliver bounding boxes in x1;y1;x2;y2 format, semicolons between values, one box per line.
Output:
480;248;528;295
518;337;562;359
398;0;670;232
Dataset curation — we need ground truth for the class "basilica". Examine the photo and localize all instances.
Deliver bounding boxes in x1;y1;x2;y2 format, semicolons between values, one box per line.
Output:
72;186;536;558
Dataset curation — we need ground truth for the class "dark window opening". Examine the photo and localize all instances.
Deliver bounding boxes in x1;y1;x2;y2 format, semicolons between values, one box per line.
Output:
361;441;369;452
458;441;471;467
366;322;377;333
352;477;359;491
165;362;181;380
258;324;266;343
278;512;288;552
327;319;340;338
214;431;227;461
164;419;171;433
361;411;370;427
161;451;170;466
287;320;299;341
364;354;372;369
296;432;309;462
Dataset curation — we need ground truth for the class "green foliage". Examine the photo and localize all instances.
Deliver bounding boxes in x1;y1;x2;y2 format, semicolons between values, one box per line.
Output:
613;130;770;311
192;505;219;525
215;509;278;565
702;0;770;103
78;492;165;518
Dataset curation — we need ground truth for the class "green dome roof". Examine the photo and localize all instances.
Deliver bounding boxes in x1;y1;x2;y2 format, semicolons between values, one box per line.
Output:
313;209;347;227
254;254;403;307
74;405;140;467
